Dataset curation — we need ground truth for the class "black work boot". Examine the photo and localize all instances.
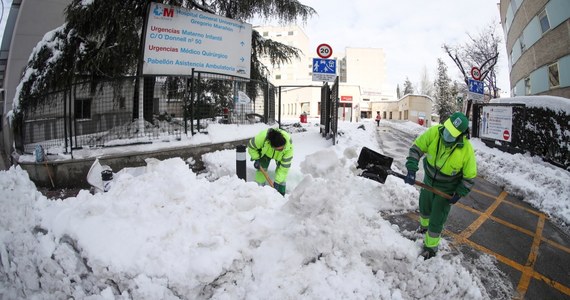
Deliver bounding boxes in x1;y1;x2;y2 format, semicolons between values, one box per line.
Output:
420;247;436;260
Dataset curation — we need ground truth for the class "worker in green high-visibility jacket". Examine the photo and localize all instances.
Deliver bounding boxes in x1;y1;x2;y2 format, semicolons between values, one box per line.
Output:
247;128;293;196
404;112;477;259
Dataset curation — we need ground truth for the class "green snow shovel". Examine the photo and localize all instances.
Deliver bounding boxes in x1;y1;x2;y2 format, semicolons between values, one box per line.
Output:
356;147;452;200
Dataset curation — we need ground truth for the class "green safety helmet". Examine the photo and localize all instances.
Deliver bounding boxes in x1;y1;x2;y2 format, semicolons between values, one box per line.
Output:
443;112;469;137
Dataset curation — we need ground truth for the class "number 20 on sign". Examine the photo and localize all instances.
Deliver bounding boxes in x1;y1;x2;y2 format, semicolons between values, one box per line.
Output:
317;43;333;59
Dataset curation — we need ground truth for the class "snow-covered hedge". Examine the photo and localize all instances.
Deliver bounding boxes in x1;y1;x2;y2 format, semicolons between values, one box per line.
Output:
490;96;570;170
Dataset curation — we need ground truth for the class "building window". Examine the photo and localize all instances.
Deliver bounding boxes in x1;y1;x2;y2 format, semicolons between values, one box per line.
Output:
539;10;550;33
548;63;560;88
288;31;294;36
275;74;281;80
524;77;531;95
363;98;370;101
510;0;518;12
263;31;268;37
519;36;526;52
75;98;92;120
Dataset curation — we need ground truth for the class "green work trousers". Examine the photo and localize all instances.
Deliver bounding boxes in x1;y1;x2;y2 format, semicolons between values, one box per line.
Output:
419;188;452;234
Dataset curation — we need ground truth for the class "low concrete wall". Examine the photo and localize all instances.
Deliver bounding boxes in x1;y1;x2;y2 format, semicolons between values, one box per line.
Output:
19;139;250;188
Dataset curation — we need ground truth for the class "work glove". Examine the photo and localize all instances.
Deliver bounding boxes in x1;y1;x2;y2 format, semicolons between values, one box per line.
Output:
449;193;461;204
253;160;260;170
404;169;416;185
274;182;286;196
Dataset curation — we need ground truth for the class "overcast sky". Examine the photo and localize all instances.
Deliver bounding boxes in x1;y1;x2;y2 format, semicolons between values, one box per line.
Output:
296;0;510;94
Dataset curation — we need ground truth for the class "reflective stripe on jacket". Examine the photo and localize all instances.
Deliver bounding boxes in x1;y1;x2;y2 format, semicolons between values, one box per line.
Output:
247;128;293;184
408;125;477;195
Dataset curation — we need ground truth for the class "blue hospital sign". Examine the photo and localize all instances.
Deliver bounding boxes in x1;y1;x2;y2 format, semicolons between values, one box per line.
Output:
312;58;337;82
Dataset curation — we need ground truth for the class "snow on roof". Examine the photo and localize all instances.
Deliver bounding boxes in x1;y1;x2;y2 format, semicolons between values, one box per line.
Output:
490;96;570;113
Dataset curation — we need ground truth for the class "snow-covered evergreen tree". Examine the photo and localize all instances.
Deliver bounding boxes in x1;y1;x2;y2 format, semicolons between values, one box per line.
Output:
434;58;456;121
15;0;315;117
403;77;414;95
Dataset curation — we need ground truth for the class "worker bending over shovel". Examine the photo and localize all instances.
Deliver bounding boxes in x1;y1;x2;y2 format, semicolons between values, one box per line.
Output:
404;112;477;259
248;128;293;196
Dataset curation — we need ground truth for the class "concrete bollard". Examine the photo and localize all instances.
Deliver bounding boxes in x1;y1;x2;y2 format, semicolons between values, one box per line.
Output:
236;145;246;181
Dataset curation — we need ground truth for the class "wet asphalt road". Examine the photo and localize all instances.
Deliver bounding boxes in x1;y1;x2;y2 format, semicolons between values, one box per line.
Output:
376;123;570;300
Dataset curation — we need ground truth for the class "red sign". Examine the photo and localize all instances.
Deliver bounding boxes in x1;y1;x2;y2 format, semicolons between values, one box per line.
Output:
317;43;333;59
503;130;510;140
340;96;352;102
471;66;482;81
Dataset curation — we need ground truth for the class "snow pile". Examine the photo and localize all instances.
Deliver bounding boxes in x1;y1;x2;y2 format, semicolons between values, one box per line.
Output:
0;126;494;299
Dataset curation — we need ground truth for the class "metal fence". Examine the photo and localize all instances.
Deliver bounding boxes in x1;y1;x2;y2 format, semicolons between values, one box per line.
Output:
16;75;275;154
319;76;339;144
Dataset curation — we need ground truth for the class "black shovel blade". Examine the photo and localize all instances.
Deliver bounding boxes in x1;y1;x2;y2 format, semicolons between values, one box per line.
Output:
357;147;394;184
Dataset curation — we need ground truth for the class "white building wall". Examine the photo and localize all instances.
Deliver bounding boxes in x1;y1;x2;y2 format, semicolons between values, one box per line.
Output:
255;25;392;122
255;25;319;121
254;25;312;85
345;47;386;95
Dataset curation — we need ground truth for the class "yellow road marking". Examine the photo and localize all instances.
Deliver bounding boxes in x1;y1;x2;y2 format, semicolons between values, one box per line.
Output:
457;200;570;255
534;272;570;296
490;215;535;236
543;238;570;254
516;214;546;299
502;199;546;217
401;189;570;298
472;188;499;199
448;222;570;298
446;230;524;271
459;191;507;239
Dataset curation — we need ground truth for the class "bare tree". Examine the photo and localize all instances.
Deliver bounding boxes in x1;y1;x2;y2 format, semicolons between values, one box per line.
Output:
443;21;501;120
460;22;501;98
443;21;501;99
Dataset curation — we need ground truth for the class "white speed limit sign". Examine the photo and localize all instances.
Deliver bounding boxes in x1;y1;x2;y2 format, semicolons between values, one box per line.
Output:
471;66;482;81
317;43;333;59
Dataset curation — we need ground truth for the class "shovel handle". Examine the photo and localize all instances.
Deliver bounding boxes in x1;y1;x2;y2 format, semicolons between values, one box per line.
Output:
259;166;274;188
388;170;452;200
